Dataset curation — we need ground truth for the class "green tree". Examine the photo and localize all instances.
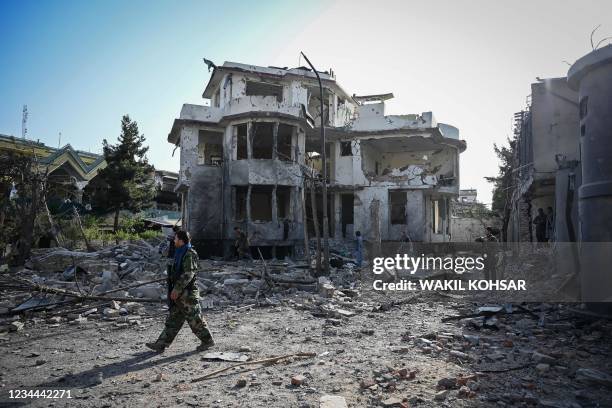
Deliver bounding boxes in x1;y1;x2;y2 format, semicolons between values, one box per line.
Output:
485;137;516;241
95;115;156;231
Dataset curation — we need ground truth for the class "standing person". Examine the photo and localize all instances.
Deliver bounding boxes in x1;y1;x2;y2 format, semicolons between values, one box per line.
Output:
234;227;251;260
146;230;215;352
354;231;363;268
545;206;555;242
533;208;547;243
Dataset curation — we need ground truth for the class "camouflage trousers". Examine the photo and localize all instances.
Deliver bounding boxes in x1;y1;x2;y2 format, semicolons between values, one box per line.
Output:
155;294;213;347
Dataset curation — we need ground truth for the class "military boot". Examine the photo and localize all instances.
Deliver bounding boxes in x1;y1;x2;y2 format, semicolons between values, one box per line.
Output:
145;342;166;352
196;338;215;352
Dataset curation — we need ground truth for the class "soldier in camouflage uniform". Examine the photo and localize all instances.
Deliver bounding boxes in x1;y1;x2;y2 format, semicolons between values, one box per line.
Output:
146;230;215;352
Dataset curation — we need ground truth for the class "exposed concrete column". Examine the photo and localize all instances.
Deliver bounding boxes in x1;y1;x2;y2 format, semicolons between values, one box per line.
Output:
246;185;252;227
272;185;278;224
333;192;342;239
247;122;253;159
272;122;278;160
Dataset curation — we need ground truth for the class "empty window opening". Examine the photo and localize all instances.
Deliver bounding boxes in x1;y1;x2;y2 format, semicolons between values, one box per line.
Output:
245;81;283;102
234;186;247;221
250;186;273;221
390;191;407;225
275;246;291;260
251;246;273;259
341;194;354;238
252;122;274;159
340;141;352;156
276;186;291;219
277;124;294;161
235;124;248;159
197;130;223;165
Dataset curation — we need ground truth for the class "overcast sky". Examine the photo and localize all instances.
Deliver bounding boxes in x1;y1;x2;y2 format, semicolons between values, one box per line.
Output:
1;0;610;205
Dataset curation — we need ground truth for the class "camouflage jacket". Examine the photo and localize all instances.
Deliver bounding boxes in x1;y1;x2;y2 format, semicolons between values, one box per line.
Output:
169;248;200;296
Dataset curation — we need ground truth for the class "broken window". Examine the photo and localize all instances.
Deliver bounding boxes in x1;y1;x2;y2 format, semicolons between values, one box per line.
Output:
197;130;223;165
252;122;274;159
276;186;291;219
389;191;407;225
277;124;293;161
245;81;283;102
340;141;352;156
234;186;247;221
341;194;354;237
251;186;273;221
235;124;248;159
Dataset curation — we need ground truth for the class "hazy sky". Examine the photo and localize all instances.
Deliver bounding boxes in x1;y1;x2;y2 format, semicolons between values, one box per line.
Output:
1;0;610;205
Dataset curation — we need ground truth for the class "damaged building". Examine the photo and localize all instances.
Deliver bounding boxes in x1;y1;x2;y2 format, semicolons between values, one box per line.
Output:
168;62;466;258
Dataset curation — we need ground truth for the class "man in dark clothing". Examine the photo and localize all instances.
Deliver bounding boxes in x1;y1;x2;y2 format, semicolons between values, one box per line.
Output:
533;208;547;243
234;227;251;260
146;230;215;352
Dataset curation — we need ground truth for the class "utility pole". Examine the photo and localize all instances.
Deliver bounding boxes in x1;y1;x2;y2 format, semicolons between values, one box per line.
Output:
22;105;28;139
301;52;330;274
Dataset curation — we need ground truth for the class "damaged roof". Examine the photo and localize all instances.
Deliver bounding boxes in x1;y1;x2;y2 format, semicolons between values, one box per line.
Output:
201;61;353;101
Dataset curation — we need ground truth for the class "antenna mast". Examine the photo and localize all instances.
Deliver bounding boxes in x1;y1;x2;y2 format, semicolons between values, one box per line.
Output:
22;105;28;139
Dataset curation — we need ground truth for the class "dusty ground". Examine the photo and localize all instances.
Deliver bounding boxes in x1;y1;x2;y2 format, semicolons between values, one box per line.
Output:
1;275;612;408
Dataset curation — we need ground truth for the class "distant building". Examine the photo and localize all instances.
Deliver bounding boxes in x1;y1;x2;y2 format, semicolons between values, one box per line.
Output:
0;134;107;204
0;134;179;213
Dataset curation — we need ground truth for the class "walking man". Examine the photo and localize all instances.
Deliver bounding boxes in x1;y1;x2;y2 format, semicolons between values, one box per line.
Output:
146;230;215;352
354;231;363;268
533;208;547;243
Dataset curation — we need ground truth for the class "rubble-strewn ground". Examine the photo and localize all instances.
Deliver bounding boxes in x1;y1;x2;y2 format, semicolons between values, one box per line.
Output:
1;243;612;407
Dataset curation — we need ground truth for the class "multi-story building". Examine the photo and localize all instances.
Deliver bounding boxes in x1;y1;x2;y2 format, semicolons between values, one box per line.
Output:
508;77;580;243
167;62;466;257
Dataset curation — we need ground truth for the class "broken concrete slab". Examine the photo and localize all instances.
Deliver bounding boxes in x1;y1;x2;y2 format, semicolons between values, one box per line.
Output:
319;395;348;408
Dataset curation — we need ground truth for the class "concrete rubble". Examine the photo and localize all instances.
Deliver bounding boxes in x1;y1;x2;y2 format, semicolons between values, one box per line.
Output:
0;243;611;407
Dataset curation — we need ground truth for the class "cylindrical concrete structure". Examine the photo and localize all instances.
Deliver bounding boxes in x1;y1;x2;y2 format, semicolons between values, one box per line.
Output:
568;44;612;306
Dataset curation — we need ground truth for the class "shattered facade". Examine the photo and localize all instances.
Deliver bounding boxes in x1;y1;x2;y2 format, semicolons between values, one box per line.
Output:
168;62;466;257
508;78;581;243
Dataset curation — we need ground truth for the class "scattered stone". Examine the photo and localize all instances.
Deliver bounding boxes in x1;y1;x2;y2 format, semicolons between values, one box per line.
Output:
110;300;120;310
450;350;471;360
291;374;306;386
320;283;336;298
381;397;403;407
575;368;612;388
103;308;120;318
458;385;476;398
360;378;376;389
532;351;555;364
35;359;46;366
437;377;457;389
9;321;24;332
319;395;348;408
456;374;477;386
536;363;550;373
434;390;449;401
155;373;165;382
463;334;480;345
235;378;247;388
